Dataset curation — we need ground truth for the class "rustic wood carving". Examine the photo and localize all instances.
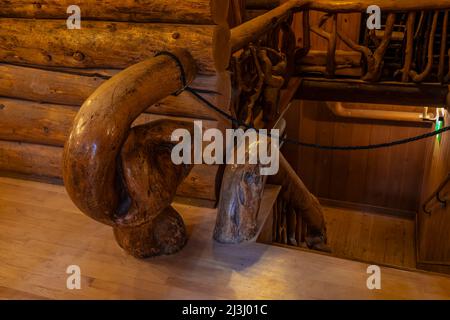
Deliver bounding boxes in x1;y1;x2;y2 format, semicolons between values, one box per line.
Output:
63;50;197;258
232;45;287;128
409;11;439;83
310;13;337;77
214;134;328;251
243;1;450;85
214;157;265;243
2;0;450;260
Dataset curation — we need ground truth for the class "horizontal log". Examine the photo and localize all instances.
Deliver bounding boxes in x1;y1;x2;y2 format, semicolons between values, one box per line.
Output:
232;0;450;52
0;64;102;106
296;50;363;77
0;0;229;24
299;50;361;66
296;78;449;106
309;0;450;12
0;140;220;200
0;19;230;74
0;64;229;119
0;97;219;147
247;0;450;11
296;65;362;77
246;0;450;13
0;140;62;179
0;99;77;146
231;0;306;52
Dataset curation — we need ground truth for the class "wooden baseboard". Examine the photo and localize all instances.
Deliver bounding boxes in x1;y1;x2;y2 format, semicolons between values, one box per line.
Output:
417;263;450;275
319;197;416;220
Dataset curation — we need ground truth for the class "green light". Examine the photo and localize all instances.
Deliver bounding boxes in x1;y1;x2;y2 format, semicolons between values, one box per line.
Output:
436;119;443;144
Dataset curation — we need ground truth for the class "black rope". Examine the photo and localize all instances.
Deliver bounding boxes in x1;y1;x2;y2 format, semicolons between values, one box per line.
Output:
159;51;450;151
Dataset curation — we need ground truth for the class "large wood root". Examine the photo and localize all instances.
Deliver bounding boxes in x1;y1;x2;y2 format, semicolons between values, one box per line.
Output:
214;161;265;244
214;138;329;251
63;50;197;258
114;120;194;258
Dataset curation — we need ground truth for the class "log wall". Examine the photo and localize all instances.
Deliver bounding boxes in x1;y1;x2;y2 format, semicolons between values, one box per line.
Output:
0;0;239;203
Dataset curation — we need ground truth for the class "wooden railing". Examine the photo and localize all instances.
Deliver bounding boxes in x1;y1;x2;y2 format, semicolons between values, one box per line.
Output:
226;0;450;252
61;0;450;258
231;0;450;121
298;6;449;83
63;50;197;258
423;172;450;214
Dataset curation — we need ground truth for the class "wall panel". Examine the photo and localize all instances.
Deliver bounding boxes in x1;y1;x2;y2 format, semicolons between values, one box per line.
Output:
283;100;432;213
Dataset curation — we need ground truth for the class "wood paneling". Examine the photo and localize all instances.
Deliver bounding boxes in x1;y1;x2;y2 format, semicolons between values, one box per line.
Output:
283;100;432;213
1;176;449;299
417;113;450;269
322;204;416;268
291;9;361;49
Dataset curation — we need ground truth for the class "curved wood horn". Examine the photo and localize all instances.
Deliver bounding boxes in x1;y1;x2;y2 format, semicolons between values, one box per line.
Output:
63;49;197;257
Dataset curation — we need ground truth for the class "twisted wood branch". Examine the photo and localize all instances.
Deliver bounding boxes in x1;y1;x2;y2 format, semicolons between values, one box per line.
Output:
409;11;439;82
63;50;197;258
337;13;396;81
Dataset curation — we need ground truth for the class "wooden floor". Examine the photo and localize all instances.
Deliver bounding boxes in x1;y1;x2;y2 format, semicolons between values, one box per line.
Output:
0;177;449;299
323;205;416;269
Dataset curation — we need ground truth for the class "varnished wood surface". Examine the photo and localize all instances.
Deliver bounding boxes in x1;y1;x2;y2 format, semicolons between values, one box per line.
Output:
0;0;229;25
1;177;449;299
0;19;225;74
418;113;450;269
322;204;416;269
283;100;431;213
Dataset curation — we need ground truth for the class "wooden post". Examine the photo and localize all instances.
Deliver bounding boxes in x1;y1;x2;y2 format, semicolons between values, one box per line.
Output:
401;12;416;82
409;11;439;82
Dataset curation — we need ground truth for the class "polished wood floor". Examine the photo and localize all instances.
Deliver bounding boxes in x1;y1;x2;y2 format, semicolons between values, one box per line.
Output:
0;177;449;299
323;205;416;269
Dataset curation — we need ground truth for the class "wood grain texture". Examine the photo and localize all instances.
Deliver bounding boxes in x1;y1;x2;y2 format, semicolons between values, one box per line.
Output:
0;140;62;179
0;97;220;147
308;0;450;12
35;51;198;230
0;140;221;202
251;0;450;11
322;204;416;268
0;99;77;146
418;112;450;269
297;78;449;106
0;0;229;24
0;19;229;74
283;100;431;212
0;64;103;106
0;64;229;120
0;176;449;299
